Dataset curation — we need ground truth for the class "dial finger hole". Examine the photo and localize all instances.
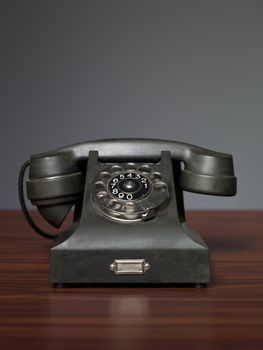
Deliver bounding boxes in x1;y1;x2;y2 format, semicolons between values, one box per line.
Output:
124;163;137;171
94;180;107;189
98;171;111;180
150;172;163;180
96;190;108;199
107;199;121;210
122;202;136;213
138;164;151;173
153;181;167;191
110;165;123;172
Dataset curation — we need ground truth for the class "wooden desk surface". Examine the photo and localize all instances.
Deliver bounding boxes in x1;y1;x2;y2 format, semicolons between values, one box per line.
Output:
0;210;262;350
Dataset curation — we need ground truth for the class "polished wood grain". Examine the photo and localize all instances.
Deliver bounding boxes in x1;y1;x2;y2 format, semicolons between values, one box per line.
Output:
0;210;263;350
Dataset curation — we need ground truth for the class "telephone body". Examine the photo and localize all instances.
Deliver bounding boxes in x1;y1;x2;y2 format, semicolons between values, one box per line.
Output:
19;139;237;286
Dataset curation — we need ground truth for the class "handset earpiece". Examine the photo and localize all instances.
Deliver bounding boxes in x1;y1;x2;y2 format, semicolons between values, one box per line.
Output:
179;148;237;196
26;153;84;228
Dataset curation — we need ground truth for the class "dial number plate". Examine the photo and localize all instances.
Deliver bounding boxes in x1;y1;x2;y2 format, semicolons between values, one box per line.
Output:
108;172;151;201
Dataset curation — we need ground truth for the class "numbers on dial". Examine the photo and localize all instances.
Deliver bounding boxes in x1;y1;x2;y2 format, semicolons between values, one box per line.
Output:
108;172;151;201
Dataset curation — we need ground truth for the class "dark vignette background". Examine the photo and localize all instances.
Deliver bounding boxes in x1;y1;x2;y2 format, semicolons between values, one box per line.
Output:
1;0;262;209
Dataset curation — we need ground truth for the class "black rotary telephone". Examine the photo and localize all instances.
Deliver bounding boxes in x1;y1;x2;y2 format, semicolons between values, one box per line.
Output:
19;139;237;286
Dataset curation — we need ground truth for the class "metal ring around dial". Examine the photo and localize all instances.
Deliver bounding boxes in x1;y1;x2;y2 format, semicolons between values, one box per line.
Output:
92;164;169;222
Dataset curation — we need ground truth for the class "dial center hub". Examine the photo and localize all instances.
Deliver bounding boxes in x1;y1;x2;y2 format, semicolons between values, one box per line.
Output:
119;179;140;193
108;172;151;201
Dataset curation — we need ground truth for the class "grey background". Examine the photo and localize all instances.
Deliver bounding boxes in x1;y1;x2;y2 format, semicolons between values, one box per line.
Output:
1;0;262;209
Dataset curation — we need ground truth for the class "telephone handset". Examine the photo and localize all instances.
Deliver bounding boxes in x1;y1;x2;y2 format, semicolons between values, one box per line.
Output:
19;139;236;286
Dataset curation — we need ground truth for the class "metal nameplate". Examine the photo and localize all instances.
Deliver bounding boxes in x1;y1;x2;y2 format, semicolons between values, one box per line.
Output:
109;259;150;275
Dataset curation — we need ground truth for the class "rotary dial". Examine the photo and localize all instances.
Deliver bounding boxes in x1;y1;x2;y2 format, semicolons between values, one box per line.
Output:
92;163;169;222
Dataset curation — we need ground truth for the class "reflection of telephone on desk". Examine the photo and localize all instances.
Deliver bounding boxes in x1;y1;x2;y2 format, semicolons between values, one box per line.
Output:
19;139;237;286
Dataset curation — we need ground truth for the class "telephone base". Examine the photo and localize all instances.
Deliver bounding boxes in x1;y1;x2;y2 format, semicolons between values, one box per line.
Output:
50;223;210;285
49;151;210;286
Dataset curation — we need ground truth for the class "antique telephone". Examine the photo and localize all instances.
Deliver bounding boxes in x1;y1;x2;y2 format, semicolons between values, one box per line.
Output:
19;139;237;286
